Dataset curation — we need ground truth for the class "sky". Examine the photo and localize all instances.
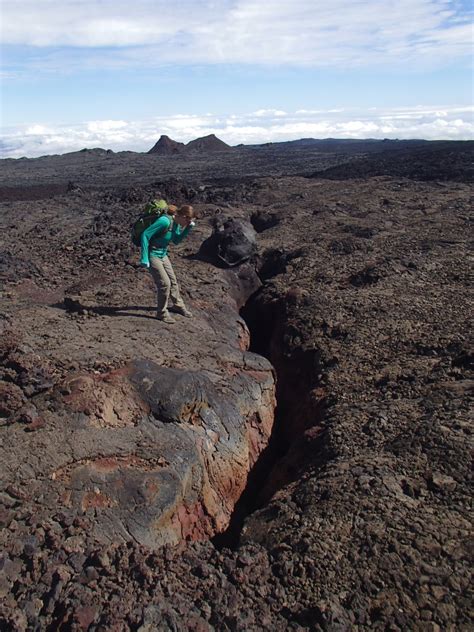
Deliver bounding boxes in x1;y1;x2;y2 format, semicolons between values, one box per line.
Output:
1;0;473;158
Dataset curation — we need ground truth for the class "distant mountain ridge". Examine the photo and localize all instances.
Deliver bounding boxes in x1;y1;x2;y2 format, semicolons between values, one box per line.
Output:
148;133;231;155
4;137;472;162
148;135;436;157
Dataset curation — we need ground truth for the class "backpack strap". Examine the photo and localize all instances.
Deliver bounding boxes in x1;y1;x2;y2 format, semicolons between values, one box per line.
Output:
149;214;172;248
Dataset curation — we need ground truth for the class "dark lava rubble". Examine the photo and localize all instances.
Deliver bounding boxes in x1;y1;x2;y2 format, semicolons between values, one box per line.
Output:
0;141;473;630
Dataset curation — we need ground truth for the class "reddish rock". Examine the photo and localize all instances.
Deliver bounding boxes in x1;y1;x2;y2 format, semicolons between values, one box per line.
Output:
0;381;25;418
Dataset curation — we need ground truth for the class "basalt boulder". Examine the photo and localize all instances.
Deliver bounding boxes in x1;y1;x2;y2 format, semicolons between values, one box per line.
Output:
1;352;276;549
199;217;257;267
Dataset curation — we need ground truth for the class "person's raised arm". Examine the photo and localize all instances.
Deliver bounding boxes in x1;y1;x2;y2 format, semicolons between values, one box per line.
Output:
171;219;195;245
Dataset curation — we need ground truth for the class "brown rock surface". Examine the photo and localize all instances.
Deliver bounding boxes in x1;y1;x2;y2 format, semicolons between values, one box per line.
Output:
0;141;472;630
147;133;232;156
186;134;232;152
147;135;186;155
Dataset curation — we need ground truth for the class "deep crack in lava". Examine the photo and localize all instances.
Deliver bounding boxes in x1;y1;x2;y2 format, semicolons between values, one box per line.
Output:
214;284;327;549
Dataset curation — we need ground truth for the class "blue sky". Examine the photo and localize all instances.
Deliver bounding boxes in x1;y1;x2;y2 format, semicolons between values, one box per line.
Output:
1;0;473;157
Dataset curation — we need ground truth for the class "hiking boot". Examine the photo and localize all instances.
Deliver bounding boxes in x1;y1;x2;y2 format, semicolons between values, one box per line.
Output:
156;313;176;324
169;306;193;318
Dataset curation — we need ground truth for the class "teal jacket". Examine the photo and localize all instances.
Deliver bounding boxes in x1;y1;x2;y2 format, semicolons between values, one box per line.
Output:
140;215;192;266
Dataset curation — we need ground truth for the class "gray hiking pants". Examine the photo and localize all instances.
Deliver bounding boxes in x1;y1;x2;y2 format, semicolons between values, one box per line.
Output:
149;255;185;317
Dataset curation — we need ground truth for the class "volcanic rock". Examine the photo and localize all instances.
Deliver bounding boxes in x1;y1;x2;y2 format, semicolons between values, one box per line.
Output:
311;140;474;182
0;140;472;630
250;209;280;233
186;133;232;152
199;217;258;267
1;279;276;548
148;135;186;155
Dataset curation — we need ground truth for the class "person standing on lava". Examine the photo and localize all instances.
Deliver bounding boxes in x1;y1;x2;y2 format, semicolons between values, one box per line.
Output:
140;204;195;324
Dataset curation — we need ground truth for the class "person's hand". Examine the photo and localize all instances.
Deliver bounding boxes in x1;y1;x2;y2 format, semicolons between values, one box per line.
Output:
140;262;150;268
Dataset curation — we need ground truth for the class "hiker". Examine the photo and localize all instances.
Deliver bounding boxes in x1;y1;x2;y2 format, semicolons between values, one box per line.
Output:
140;204;195;323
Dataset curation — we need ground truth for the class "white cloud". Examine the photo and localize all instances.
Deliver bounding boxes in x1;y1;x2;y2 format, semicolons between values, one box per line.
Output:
1;1;472;71
1;106;472;158
296;109;345;115
25;124;52;135
164;115;217;130
252;109;288;118
86;120;128;133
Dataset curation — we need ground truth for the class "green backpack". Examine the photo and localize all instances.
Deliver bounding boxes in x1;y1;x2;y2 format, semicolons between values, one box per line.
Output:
131;199;169;246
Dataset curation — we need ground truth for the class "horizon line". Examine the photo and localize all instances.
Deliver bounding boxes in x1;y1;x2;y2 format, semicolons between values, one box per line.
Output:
3;135;473;161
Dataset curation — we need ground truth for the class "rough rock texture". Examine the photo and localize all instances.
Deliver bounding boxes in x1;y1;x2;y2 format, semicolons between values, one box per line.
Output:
147;135;186;155
200;217;258;267
147;133;231;156
311;140;473;182
0;141;472;630
0;248;276;550
186;134;232;153
0;138;416;196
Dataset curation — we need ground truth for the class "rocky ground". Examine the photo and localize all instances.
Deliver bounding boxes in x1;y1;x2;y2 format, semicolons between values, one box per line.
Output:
0;141;472;630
